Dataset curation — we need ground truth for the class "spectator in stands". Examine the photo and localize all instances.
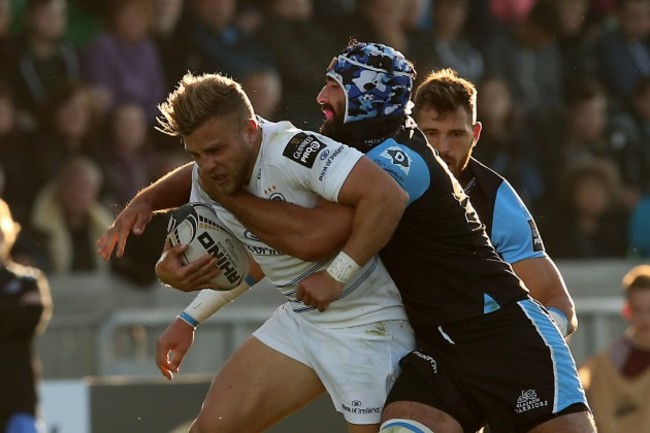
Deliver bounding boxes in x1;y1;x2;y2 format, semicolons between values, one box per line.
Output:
12;0;81;130
256;0;336;128
427;0;484;84
402;0;432;32
483;0;564;116
474;74;544;208
489;0;538;28
535;77;645;209
30;156;113;274
311;0;358;34
110;150;189;287
542;158;629;259
30;81;100;204
591;0;650;107
172;0;272;82
553;0;603;94
82;0;166;123
98;102;154;213
0;81;35;223
347;0;435;81
625;76;650;192
151;0;186;92
240;67;282;121
0;198;52;433
578;264;650;433
64;0;105;48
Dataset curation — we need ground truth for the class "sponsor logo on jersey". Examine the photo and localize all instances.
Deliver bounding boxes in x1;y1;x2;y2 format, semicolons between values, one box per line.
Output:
246;245;283;256
528;219;544;252
318;145;344;181
341;401;381;415
514;389;548;414
263;185;286;202
243;230;259;241
380;146;411;175
269;192;285;201
283;133;326;168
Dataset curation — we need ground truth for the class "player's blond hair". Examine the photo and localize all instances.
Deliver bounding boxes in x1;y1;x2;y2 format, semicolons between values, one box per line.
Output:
157;72;255;138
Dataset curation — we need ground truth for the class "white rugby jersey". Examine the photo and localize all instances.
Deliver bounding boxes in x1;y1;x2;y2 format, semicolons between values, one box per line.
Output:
189;118;406;327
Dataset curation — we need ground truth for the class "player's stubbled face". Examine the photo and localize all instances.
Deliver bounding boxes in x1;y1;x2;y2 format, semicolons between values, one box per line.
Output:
184;115;257;196
317;77;345;139
415;105;479;178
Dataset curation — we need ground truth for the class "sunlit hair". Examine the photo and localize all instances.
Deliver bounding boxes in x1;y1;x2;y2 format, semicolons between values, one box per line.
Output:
157;72;255;137
623;265;650;298
0;198;20;260
414;68;477;123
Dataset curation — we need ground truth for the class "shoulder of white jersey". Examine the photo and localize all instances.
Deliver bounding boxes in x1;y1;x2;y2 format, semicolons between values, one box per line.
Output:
278;129;341;170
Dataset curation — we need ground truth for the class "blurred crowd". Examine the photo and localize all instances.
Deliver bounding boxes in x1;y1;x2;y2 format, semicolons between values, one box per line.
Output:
0;0;649;286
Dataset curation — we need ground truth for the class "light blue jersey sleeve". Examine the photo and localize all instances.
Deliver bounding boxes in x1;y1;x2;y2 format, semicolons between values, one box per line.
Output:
365;138;430;205
491;179;546;263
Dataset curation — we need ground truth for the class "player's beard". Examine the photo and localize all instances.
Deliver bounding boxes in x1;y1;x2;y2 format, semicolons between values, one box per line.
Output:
319;103;345;141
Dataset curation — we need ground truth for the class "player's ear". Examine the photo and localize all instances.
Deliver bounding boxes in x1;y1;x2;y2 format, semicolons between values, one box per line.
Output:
472;121;482;145
622;301;632;320
244;118;258;138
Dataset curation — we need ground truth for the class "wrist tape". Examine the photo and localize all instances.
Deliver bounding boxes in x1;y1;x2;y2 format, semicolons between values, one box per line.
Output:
326;252;360;285
548;307;569;337
178;275;256;328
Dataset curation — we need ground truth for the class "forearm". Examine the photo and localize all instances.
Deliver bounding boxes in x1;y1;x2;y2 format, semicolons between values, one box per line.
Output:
134;162;194;211
542;291;577;336
513;257;577;336
176;260;264;327
341;189;406;267
335;158;409;267
217;193;352;262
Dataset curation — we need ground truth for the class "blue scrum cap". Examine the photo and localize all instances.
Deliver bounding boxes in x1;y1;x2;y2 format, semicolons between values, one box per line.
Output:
326;41;415;124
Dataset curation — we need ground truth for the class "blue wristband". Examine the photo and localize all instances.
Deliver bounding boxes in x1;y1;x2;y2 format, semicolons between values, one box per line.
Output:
178;311;199;329
245;274;257;286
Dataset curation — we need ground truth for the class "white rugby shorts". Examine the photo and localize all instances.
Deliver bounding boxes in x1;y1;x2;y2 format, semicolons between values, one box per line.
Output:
253;303;415;425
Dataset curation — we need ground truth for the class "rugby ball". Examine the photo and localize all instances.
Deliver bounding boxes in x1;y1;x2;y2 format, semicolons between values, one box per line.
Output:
167;203;249;290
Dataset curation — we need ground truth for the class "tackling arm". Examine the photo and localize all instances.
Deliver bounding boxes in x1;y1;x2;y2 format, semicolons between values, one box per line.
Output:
512;257;577;336
334;156;408;267
295;156;408;312
215;193;353;262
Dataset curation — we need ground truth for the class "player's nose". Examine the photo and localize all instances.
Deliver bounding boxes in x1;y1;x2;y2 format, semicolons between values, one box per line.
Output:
316;86;329;105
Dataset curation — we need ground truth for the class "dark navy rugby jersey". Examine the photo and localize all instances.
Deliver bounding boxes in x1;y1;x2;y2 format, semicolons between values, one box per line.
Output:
363;123;529;334
0;264;44;421
459;158;546;265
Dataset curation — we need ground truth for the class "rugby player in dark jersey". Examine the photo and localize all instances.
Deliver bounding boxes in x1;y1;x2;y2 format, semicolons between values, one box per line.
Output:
314;42;594;433
98;42;596;433
412;68;576;339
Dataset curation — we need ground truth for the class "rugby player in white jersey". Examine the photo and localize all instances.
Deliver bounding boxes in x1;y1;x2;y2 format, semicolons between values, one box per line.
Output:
99;72;415;433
